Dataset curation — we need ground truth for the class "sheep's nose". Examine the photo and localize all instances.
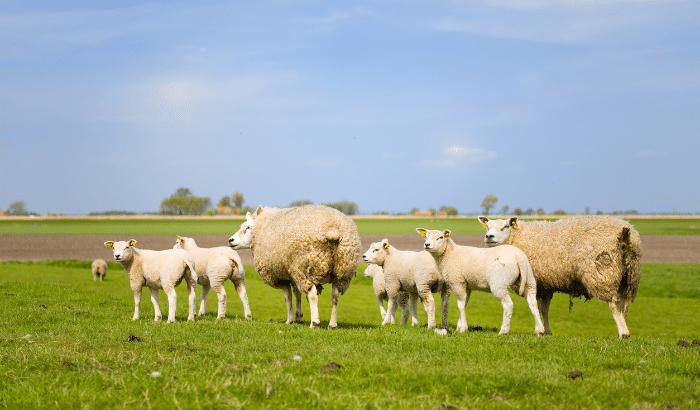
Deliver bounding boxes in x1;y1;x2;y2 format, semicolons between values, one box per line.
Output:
486;234;494;239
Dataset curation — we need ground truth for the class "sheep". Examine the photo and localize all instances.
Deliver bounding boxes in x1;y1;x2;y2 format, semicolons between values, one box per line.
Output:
173;236;251;320
477;215;642;339
417;228;544;335
91;259;107;282
104;239;198;323
362;239;450;329
228;205;361;328
363;263;411;325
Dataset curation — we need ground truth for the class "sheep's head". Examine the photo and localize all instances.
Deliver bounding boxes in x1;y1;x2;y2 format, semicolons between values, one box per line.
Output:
417;228;450;255
173;236;194;250
104;240;136;262
362;239;390;266
229;211;255;249
478;216;517;247
363;263;381;278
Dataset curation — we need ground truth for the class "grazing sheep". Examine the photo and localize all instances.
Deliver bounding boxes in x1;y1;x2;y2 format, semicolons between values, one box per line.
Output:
173;236;251;320
91;259;107;282
228;205;361;328
478;215;642;339
104;239;198;323
362;239;450;329
417;228;544;335
363;263;411;325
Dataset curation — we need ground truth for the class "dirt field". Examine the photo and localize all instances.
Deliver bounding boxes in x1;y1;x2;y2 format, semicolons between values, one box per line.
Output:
1;234;698;264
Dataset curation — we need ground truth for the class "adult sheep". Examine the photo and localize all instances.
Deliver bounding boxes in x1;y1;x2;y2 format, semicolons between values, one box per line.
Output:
477;215;642;339
92;259;107;282
363;263;411;325
104;239;198;323
173;236;251;320
228;205;361;328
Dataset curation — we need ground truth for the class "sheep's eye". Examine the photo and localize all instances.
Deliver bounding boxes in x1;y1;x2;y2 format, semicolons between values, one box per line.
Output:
502;226;509;231
438;236;443;240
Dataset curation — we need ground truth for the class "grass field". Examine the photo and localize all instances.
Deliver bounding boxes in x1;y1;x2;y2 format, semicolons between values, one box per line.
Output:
1;217;700;235
1;260;699;409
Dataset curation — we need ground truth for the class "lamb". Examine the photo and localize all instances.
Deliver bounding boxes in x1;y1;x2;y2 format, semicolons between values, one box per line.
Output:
228;205;361;328
91;259;107;282
363;263;411;325
173;236;251;320
104;239;198;323
477;215;642;339
417;228;544;335
362;239;450;329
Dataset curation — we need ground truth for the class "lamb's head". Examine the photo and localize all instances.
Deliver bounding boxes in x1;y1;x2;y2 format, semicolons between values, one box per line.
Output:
104;240;136;263
478;216;518;247
363;263;381;278
362;239;391;266
416;228;450;255
173;236;195;250
229;211;255;249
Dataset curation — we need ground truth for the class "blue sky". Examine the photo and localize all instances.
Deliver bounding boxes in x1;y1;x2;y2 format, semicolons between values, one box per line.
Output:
1;0;699;215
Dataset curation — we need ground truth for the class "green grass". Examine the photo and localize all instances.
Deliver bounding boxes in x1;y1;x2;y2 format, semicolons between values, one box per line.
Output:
2;217;700;235
1;261;699;409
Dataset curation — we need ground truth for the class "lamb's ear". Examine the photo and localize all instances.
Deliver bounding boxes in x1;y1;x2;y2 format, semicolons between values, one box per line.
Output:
477;216;489;228
177;236;182;241
381;238;390;249
104;241;114;249
443;229;452;238
508;217;519;229
416;228;427;237
129;239;137;247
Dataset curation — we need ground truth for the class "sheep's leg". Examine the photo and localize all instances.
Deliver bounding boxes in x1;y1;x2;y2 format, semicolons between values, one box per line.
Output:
233;279;252;319
308;285;321;328
328;283;339;329
524;287;545;335
294;286;304;324
440;284;451;329
453;287;471;333
537;294;553;335
131;284;143;321
409;293;419;326
608;294;630;339
376;294;387;321
163;285;178;323
283;286;296;324
398;292;410;325
148;287;162;322
418;288;436;328
493;289;514;335
199;283;211;317
211;282;227;320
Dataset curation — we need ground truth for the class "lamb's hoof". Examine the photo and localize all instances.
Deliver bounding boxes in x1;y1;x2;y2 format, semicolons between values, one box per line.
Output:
198;312;206;317
168;319;176;323
154;317;162;322
620;334;630;339
328;323;337;329
456;327;467;333
309;320;321;328
216;315;226;320
245;314;252;320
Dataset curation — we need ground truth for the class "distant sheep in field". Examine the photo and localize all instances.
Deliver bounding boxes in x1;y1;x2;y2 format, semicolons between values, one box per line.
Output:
363;263;411;325
478;215;642;339
92;259;107;282
104;239;198;323
173;236;251;320
418;228;544;335
229;205;361;328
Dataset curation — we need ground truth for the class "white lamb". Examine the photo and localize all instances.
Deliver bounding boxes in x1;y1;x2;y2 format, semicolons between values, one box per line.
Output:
104;239;198;323
173;236;251;320
91;259;107;282
417;228;544;335
363;263;411;325
362;239;450;329
478;215;642;339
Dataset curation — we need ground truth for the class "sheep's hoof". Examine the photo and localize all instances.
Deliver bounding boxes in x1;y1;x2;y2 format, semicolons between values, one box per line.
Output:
620;334;630;339
309;320;321;328
187;316;194;322
198;312;206;317
328;322;337;329
456;326;467;333
245;314;252;320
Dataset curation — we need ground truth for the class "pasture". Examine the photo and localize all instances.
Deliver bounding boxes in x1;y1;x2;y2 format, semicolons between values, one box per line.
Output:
1;260;699;409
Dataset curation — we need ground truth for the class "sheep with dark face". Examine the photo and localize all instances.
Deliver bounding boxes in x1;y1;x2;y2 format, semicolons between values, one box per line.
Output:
229;205;360;328
478;215;642;339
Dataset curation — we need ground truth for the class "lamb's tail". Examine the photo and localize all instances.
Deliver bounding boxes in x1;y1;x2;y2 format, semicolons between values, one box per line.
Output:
183;255;198;284
618;226;642;302
229;252;245;277
516;253;535;297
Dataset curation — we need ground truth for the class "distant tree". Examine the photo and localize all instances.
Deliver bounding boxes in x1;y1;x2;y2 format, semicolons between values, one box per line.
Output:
7;200;29;216
439;205;459;216
325;200;358;215
290;200;313;207
537;208;546;215
232;192;244;209
217;196;231;207
499;205;510;215
408;208;420;215
429;208;437;215
525;208;535;216
585;206;590;215
160;188;212;215
596;210;604;215
241;206;254;215
513;208;523;216
552;209;567;215
175;187;192;197
481;195;498;215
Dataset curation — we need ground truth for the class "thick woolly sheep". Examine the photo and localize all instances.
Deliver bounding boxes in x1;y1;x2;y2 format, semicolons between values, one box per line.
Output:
417;228;544;335
228;205;361;328
91;259;107;282
104;239;198;323
362;239;450;329
363;263;411;325
173;236;251;320
478;215;642;339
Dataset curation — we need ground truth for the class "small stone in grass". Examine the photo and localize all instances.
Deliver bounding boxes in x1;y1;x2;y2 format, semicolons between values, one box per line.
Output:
567;370;583;380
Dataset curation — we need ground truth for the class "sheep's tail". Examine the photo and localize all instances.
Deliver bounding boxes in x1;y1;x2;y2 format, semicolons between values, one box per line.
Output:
184;256;198;284
330;229;361;296
618;226;642;302
516;253;535;297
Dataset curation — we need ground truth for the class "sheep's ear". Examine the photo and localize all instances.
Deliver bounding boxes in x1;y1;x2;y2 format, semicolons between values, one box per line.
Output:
245;212;253;222
129;239;137;247
508;217;519;229
416;228;427;237
254;205;264;216
382;239;390;249
477;216;489;228
443;229;452;238
177;236;182;241
104;241;114;249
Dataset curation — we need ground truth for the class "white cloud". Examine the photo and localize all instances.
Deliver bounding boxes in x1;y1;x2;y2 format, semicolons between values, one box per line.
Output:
421;144;497;168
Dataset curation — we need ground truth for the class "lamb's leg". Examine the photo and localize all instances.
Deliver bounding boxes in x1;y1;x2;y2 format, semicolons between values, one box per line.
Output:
398;292;410;325
608;294;631;339
382;291;400;325
377;294;387;321
440;284;451;329
199;283;211;317
493;289;514;335
283;286;295;324
538;294;553;335
148;287;162;322
524;287;545;335
453;287;470;333
233;279;252;319
418;287;436;328
328;283;339;329
410;293;419;326
211;282;227;319
163;285;177;323
294;286;304;324
308;285;321;328
131;284;142;321
186;277;196;322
